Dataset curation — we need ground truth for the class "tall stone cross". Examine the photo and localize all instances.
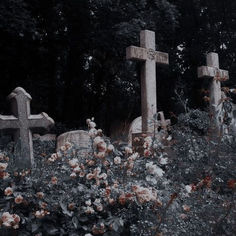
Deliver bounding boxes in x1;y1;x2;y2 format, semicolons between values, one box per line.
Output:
0;87;54;169
198;52;229;124
126;30;169;133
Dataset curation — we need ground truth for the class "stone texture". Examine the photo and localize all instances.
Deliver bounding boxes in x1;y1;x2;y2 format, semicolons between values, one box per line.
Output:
33;133;56;142
0;87;54;169
128;112;171;146
57;130;92;158
198;53;229;115
126;30;169;133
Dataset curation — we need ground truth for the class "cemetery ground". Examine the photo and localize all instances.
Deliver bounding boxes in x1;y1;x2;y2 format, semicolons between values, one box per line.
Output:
0;111;235;236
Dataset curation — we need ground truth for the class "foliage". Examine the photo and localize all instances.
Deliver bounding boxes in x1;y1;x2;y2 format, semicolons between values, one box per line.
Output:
0;117;235;235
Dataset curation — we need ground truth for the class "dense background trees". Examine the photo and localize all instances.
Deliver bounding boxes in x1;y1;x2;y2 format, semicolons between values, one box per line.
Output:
0;0;235;135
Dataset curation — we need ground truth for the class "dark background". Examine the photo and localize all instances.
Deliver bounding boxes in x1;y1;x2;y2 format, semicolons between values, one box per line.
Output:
0;0;235;135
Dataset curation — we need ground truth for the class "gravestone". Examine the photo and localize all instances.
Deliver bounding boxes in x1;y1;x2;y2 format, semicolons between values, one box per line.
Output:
128;112;171;146
126;30;169;133
57;130;92;158
33;133;56;142
198;52;229;129
0;87;54;169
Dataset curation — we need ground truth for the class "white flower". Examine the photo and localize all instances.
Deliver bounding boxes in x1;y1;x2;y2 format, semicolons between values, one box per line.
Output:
85;206;95;214
159;157;168;165
69;158;79;168
94;198;101;205
86;118;91;124
107;144;114;152
4;187;13;196
0;163;8;171
185;185;192;193
166;135;172;141
85;199;92;206
146;162;164;177
125;147;133;154
93;136;103;145
89;121;96;129
99;173;107;180
114;156;121;165
70;173;77;178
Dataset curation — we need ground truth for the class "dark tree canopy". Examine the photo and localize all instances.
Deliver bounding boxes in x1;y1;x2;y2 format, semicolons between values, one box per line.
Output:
0;0;235;134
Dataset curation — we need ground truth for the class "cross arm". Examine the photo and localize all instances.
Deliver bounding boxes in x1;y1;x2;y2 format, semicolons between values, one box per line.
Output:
155;51;169;65
0;115;19;129
126;46;147;61
198;66;229;80
29;112;55;130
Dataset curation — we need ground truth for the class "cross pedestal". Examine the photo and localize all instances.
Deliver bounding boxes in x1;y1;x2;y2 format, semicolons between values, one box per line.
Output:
0;87;55;169
198;53;229;128
126;30;169;133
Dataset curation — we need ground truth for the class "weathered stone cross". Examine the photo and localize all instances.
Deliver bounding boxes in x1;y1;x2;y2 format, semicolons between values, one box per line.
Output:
126;30;169;133
0;87;54;169
198;53;229;122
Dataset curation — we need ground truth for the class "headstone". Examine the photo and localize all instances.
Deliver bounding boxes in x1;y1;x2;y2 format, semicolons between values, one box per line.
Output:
56;130;92;158
0;87;54;169
198;52;229;128
126;30;169;133
128;112;171;146
33;133;56;142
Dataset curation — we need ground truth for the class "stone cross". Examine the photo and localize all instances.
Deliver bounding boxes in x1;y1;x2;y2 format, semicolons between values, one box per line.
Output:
126;30;169;133
0;87;54;169
198;53;229;118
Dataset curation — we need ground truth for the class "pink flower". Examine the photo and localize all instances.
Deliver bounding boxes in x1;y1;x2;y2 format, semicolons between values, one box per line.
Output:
36;192;44;199
125;147;133;155
107;144;114;152
70;172;77;178
4;187;13;196
69;158;79;168
0;163;8;171
51;176;58;184
14;195;23;204
114;156;121;165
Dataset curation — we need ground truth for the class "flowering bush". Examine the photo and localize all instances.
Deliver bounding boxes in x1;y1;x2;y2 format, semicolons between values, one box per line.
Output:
0;115;235;235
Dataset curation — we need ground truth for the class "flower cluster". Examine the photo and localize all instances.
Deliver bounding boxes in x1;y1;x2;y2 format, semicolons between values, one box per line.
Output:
0;152;10;179
0;212;20;229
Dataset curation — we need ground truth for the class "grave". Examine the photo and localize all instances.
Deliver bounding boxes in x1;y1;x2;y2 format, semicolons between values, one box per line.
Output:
128;112;171;146
0;87;54;169
126;30;170;150
57;130;92;158
126;30;169;133
198;52;229;129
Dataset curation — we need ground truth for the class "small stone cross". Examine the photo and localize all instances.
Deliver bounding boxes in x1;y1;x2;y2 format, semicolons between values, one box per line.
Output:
126;30;169;133
198;52;229;117
156;111;171;131
0;87;54;169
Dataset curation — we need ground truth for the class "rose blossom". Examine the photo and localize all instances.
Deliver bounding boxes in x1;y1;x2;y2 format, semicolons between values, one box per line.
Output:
51;176;58;184
107;144;114;152
36;192;44;199
0;163;8;171
114;156;121;165
14;195;23;204
4;187;13;196
125;147;133;155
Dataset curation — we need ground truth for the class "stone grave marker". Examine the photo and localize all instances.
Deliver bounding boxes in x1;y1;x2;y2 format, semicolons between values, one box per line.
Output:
57;130;92;158
0;87;54;169
128;111;171;147
198;52;229;128
126;30;169;133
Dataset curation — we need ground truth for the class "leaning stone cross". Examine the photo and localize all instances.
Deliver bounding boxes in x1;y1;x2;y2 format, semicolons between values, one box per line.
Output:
198;52;229;124
126;30;169;133
0;87;54;169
